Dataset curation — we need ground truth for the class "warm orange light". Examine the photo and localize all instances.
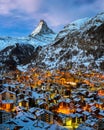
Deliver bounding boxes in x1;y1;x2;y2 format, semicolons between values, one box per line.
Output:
57;104;70;114
98;90;104;96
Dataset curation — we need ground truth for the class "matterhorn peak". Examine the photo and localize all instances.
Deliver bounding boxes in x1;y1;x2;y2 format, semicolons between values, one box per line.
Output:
30;19;55;37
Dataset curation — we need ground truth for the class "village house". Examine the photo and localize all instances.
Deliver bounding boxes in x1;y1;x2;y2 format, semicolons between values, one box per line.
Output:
0;90;16;112
58;113;83;129
35;109;54;124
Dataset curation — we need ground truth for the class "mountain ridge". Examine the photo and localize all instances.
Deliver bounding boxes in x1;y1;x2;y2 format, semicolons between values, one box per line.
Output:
0;12;104;72
31;12;104;72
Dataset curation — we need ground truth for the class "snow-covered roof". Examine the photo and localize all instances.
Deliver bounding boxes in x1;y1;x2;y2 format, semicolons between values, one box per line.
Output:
35;109;53;117
0;89;15;95
0;111;67;130
99;110;104;116
29;107;40;113
32;91;45;99
85;118;98;126
82;111;90;116
3;83;16;88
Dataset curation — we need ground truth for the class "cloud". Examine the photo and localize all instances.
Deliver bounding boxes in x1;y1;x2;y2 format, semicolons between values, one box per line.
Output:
93;0;104;10
0;0;104;36
0;0;42;15
0;0;103;24
39;0;104;28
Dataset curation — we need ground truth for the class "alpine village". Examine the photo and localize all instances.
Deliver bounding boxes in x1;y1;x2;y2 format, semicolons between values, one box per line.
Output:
0;12;104;130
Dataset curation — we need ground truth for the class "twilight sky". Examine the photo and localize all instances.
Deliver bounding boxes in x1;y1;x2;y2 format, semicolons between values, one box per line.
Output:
0;0;104;36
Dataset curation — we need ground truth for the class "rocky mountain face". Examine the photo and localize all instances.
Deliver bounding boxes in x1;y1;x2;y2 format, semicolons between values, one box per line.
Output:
0;43;35;70
0;12;104;72
32;12;104;72
30;20;55;37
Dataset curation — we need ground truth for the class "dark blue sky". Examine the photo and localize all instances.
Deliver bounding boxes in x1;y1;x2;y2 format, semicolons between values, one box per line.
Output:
0;0;103;36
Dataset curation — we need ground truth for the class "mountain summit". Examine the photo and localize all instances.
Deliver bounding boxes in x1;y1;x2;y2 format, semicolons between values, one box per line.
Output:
0;20;56;51
30;20;55;37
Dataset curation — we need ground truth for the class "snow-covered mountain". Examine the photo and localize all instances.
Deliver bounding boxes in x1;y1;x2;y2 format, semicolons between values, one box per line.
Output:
0;20;56;70
31;20;55;36
31;12;104;72
0;20;56;51
0;12;104;72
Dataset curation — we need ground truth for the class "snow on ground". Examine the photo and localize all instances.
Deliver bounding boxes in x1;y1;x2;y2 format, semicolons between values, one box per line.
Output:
32;91;45;99
65;17;90;30
56;17;90;40
56;12;104;40
17;64;29;72
96;56;104;66
0;33;56;51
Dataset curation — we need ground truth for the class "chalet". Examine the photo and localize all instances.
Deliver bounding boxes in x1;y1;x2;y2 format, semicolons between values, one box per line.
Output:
35;109;54;124
29;107;40;115
82;111;90;121
58;113;82;129
0;90;16;112
38;101;48;109
18;99;29;110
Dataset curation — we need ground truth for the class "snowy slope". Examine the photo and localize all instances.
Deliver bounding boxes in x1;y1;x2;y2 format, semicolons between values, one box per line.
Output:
0;35;56;51
55;17;90;40
56;12;104;40
31;12;104;72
